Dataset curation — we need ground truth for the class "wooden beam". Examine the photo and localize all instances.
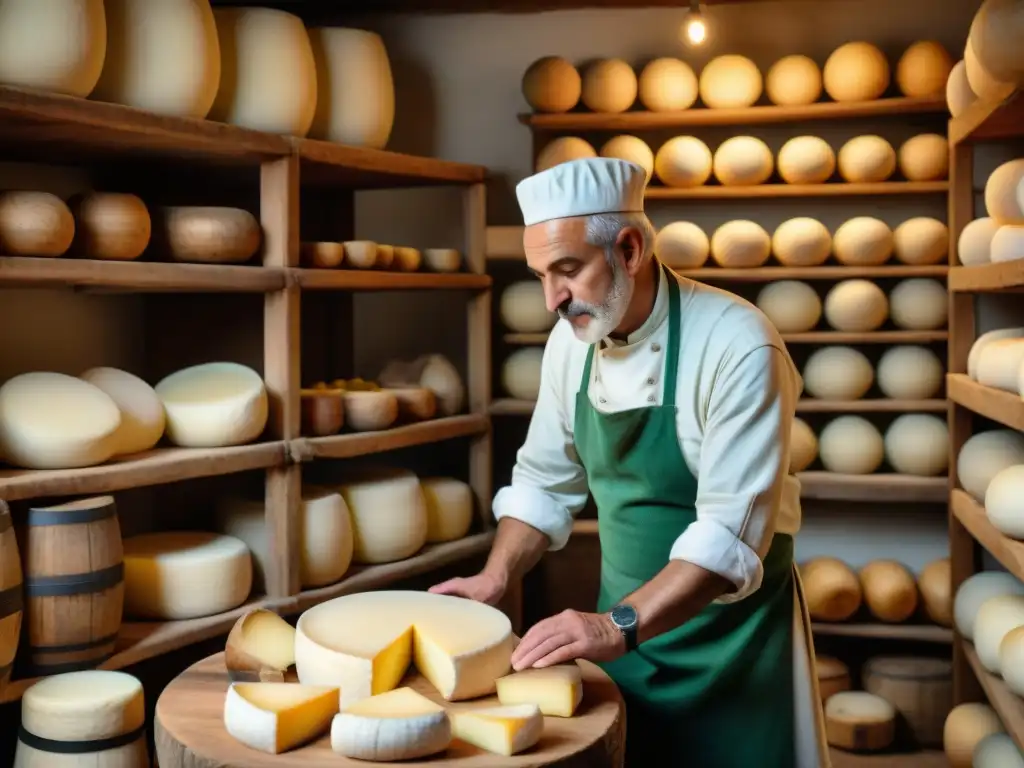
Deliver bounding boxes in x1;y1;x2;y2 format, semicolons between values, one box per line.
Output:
210;0;791;15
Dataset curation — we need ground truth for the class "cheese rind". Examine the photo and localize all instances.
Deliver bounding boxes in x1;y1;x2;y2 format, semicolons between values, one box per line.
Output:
225;608;297;682
824;691;895;751
338;467;427;564
21;670;145;743
495;663;583;717
224;682;338;754
80;366;165;456
421;477;474;543
331;686;451;761
451;704;544;756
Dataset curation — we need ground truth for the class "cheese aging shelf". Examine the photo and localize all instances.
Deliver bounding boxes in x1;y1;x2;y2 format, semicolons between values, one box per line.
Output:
0;84;502;702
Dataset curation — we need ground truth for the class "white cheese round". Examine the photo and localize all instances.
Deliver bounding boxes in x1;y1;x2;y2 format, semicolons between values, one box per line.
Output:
777;136;836;185
637;58;697;111
824;280;888;332
766;55;822;106
999;625;1024;699
790;418;818;473
893;217;948;265
580;58;637;113
969;328;1024;380
837;135;896;183
975;594;1024;674
992;224;1024;263
944;702;1004;768
499;281;556;333
802;346;874;400
654;136;713;188
823;42;890;102
755;281;822;334
824;690;895;751
975;338;1024;393
974;732;1024;768
883;413;949;476
818;416;885;474
898;133;949;181
712;135;773;186
655;221;709;268
889;278;947;331
698;54;762;108
502;348;543;401
536;137;596;172
876;345;943;399
833;216;894;265
986;465;1024;540
771;217;832;266
986;159;1024;225
80;366;165;456
421;477;473;543
946;59;977;117
959;217;999;265
331;686;451;761
953;571;1024;640
710;220;771;268
959;430;1024;501
337;467;428;565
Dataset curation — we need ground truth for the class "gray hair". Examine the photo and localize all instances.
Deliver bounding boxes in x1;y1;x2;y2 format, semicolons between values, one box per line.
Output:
584;212;657;267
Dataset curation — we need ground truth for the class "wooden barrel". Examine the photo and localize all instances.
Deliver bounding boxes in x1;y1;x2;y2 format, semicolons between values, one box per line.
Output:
21;496;123;674
862;655;952;748
0;499;23;694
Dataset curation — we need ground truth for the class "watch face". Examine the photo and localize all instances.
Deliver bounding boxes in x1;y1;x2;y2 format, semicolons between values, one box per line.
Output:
610;604;637;629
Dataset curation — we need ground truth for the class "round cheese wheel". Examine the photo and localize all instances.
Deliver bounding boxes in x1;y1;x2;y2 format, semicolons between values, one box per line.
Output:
499;281;556;333
958;429;1024;501
837;135;896;183
823;42;891;102
965;35;1012;100
766;55;822;106
791;417;818;473
946;59;978;117
859;560;919;622
712;136;773;186
971;0;1024;84
893;217;948;265
421;477;473;543
654;136;713;187
992;224;1024;263
819;415;885;474
638;57;698;111
0;191;75;257
502;348;543;400
876;345;943;400
999;624;1024;698
801;557;862;621
954;571;1024;639
600;135;654;180
973;732;1024;767
580;59;637;113
337;467;428;564
803;346;874;400
536;137;596;172
884;413;949;476
70;192;151;261
896;41;954;97
986;465;1024;540
889;278;947;331
162;206;261;264
710;220;771;268
833;216;894;265
944;702;1005;768
698;54;762;108
655;221;709;268
777;136;836;185
522;56;581;113
824;691;896;751
756;281;822;333
986;159;1024;225
969;328;1024;380
975;594;1024;673
977;338;1024;392
824;280;888;332
958;217;999;265
80;366;165;456
919;557;952;627
772;217;832;266
815;655;851;702
898;133;949;181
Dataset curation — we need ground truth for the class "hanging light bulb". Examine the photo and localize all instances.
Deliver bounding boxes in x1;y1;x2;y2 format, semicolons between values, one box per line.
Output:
682;1;707;46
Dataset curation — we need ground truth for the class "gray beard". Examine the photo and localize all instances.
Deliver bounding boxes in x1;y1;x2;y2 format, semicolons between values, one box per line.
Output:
558;259;633;344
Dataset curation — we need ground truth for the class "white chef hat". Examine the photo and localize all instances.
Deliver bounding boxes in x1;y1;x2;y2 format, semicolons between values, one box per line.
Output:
516;157;648;227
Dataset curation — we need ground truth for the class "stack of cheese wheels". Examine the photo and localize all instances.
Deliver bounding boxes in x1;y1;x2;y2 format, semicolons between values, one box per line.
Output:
883;414;949;476
953;570;1024;640
968;327;1024;395
957;429;1024;500
522;56;581;113
944;701;1005;768
818;415;884;474
859;560;918;623
801;557;862;621
983;158;1024;264
336;466;428;564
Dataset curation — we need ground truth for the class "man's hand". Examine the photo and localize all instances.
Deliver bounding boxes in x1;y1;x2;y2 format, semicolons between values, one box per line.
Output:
428;571;506;606
510;609;626;671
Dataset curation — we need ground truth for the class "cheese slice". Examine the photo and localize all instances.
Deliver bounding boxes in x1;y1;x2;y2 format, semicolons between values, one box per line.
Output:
223;682;338;754
450;704;543;756
331;686;451;761
295;590;513;707
225;608;296;682
495;663;583;717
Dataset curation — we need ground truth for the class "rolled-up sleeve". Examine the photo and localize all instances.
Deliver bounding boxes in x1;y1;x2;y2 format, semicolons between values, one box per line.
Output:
669;343;796;603
492;332;589;551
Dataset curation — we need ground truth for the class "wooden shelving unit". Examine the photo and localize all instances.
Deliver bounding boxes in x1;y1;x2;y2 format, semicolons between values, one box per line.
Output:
0;84;499;701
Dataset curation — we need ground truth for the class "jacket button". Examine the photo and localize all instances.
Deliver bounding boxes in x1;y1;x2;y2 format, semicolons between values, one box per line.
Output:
647;394;656;402
646;377;655;386
651;342;661;352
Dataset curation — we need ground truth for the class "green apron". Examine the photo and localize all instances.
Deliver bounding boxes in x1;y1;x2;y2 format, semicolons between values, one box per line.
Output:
574;264;796;767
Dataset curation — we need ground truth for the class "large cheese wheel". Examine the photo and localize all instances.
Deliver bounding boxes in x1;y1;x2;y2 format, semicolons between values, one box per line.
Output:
777;136;836;185
893;217;948;265
889;278;947;330
766;55;822;106
974;732;1024;767
986;465;1024;540
698;55;762;108
959;217;999;265
965;34;1012;100
638;58;697;111
599;135;654;180
884;414;949;476
0;191;75;257
421;477;473;543
80;366;165;456
772;217;831;266
986;159;1024;224
536;137;596;172
0;371;121;469
379;354;465;417
898;134;948;181
70;192;151;261
208;7;317;136
824;691;896;750
654;136;712;187
155;362;268;448
499;281;556;333
944;702;1004;768
876;345;944;399
122;531;252;619
502;348;543;401
977;338;1024;392
818;416;884;474
946;59;977;117
999;624;1024;698
919;558;952;627
710;220;770;268
897;41;954;97
823;42;890;102
801;557;862;621
92;0;220;118
655;221;709;268
756;281;822;334
837;136;896;183
803;346;873;400
580;59;636;113
832;216;893;265
859;560;918;622
337;467;428;564
521;56;581;113
975;594;1024;673
971;0;1024;84
712;136;773;186
969;328;1024;380
953;571;1024;639
790;418;818;473
992;225;1024;263
958;429;1024;501
824;280;888;332
295;590;513;706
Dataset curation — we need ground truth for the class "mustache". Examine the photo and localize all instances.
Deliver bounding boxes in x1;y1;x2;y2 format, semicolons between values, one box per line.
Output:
557;300;596;319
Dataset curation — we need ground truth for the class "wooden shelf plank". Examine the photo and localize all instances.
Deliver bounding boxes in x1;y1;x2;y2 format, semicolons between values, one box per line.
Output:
949;84;1024;145
964;642;1024;754
502;331;948;345
951;489;1024;581
950;261;1024;292
947;374;1024;431
294;268;491;291
645;182;949;200
521;96;947;131
0;442;288;502
492;398;946;416
811;622;953;643
677;265;949;281
297;414;490;461
797;472;948;503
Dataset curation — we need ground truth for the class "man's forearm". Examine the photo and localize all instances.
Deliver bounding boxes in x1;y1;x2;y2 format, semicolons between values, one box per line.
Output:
623;560;733;644
482;517;551;588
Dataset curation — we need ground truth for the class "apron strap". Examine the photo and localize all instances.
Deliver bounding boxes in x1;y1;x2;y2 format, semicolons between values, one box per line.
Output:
662;262;682;408
579;341;596;396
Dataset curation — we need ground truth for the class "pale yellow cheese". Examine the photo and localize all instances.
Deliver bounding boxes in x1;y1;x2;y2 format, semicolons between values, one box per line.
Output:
224;682;338;754
331;686;451;760
495;663;583;717
225;608;296;681
80;366;165;456
450;703;543;756
421;477;474;543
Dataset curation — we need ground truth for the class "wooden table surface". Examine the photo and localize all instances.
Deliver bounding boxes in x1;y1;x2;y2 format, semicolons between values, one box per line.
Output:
154;652;626;767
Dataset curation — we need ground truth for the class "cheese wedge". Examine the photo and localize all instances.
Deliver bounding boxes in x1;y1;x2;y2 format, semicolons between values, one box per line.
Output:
496;663;583;717
225;608;296;682
224;682;338;754
331;686;451;761
451;703;543;756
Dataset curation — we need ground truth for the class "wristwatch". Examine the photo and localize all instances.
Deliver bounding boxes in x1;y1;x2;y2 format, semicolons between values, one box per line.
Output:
608;603;639;652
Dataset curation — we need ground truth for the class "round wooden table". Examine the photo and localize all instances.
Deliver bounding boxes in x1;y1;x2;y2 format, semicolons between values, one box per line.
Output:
155;652;625;768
